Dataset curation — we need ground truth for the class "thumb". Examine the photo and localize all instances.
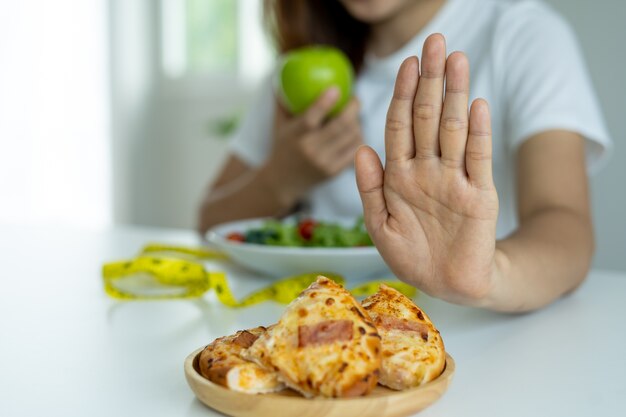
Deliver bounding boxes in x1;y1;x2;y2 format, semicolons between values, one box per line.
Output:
295;86;340;131
355;146;388;232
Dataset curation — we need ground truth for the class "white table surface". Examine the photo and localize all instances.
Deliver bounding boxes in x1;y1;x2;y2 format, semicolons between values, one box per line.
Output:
1;224;625;417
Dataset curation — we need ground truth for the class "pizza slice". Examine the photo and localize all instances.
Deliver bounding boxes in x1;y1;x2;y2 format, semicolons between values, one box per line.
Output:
361;284;446;390
244;276;381;398
198;326;284;394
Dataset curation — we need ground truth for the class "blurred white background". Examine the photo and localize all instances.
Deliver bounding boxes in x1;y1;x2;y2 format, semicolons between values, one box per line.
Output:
0;0;111;228
0;0;624;270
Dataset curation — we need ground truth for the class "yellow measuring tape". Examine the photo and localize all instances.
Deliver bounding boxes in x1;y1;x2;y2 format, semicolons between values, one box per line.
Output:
102;243;417;307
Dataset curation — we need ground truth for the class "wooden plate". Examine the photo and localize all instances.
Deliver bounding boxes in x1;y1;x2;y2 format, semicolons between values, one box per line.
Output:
184;348;455;417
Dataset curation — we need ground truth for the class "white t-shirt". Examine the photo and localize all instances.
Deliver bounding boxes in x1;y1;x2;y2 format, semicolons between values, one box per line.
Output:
230;0;611;239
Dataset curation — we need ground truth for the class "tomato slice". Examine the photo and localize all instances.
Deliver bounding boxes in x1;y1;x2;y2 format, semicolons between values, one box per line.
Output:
298;219;316;241
226;232;246;242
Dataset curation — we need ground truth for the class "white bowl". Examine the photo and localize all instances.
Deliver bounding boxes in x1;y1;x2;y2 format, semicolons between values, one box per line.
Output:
206;218;389;278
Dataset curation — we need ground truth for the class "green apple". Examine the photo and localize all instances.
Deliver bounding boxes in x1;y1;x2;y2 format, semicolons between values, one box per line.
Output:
277;46;354;116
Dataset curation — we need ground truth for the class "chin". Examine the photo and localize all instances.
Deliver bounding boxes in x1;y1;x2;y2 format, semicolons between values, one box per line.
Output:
338;0;414;24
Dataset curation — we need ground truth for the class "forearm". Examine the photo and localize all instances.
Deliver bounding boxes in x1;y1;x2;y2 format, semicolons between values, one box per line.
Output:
483;207;594;312
197;165;298;234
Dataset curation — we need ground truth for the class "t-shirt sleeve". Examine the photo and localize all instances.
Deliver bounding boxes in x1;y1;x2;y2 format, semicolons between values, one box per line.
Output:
496;2;612;174
229;77;275;167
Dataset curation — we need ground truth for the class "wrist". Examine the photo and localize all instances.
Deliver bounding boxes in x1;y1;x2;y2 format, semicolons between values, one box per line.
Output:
475;246;512;310
257;162;304;211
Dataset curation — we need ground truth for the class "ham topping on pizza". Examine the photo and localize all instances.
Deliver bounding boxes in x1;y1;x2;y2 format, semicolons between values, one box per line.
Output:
233;330;259;348
298;320;353;347
375;315;429;341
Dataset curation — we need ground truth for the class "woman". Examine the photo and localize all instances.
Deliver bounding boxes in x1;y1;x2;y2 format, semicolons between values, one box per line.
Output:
198;0;611;312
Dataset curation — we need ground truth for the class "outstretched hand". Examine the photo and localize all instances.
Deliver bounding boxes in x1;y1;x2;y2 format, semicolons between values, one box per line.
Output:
355;34;499;305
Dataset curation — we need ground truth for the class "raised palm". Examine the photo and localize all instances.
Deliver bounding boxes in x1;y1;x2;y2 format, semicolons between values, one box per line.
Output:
356;34;499;304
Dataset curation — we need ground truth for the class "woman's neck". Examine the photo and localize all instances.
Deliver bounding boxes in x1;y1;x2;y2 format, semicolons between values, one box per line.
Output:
369;0;447;58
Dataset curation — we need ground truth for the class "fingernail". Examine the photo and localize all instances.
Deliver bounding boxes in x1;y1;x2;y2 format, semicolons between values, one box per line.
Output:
325;86;340;100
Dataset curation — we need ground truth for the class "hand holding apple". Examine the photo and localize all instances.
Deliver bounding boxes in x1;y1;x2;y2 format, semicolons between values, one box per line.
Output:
277;46;354;116
259;90;363;208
